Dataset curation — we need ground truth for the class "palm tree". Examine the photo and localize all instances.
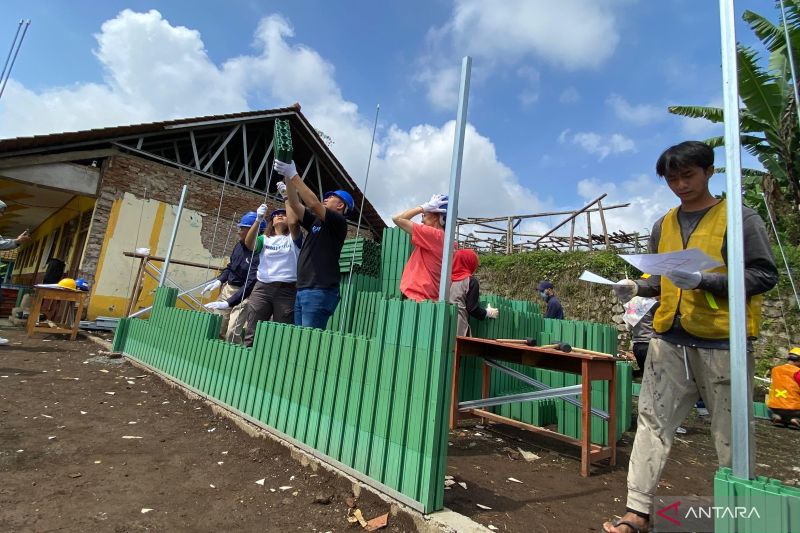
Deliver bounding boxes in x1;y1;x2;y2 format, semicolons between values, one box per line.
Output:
669;1;800;241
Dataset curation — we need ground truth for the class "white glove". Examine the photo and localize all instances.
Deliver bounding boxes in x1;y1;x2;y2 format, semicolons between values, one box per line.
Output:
276;181;288;199
256;203;268;220
201;279;222;296
273;160;297;179
204;301;230;311
667;270;703;290
486;304;499;319
612;279;638;304
420;194;447;213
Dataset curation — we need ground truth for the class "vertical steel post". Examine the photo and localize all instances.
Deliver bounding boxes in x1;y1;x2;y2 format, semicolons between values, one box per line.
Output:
159;184;188;286
719;0;751;479
438;56;472;302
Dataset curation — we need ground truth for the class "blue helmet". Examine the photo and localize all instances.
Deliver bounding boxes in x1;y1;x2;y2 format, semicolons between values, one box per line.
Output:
75;278;89;291
324;190;355;214
239;211;267;232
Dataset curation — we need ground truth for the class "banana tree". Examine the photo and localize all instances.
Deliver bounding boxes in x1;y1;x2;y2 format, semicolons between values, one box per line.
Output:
669;0;800;233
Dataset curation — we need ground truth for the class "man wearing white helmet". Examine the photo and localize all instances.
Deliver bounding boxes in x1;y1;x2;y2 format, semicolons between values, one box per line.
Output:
393;194;448;302
0;199;32;345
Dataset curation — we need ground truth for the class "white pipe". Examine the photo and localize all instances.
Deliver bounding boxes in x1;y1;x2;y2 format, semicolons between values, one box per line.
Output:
719;0;751;480
159;184;188;286
438;56;472;302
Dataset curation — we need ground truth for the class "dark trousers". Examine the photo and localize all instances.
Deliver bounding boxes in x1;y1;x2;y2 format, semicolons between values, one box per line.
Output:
632;342;649;374
245;281;296;347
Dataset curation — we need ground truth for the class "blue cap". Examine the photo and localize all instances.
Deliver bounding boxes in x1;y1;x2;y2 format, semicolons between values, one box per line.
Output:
324;190;355;213
270;209;286;220
239;211;267;232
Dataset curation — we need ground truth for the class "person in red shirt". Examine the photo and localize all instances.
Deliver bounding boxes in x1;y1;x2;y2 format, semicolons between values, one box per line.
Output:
392;194;448;302
767;347;800;429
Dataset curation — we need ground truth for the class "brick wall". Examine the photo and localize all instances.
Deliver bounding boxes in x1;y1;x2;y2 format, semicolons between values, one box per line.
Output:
80;154;376;283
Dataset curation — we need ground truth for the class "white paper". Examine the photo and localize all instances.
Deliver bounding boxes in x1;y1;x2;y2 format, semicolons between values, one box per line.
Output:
620;248;722;276
579;270;615;285
623;297;658;328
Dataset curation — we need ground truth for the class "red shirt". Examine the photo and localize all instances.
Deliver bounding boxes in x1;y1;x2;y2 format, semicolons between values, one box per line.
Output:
400;223;444;302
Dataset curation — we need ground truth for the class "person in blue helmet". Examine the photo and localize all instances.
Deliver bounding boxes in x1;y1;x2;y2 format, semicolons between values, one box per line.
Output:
202;211;265;342
273;159;352;329
537;280;564;320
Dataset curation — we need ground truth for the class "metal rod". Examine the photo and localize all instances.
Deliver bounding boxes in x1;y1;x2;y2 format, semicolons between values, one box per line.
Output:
719;0;751;480
459;385;584;410
0;19;30;101
159;184;188;286
126;186;148;300
0;20;23;89
340;104;380;334
438;56;472;302
128;276;217;318
779;0;800;133
484;358;608;419
145;262;205;308
203;161;230;302
761;192;800;309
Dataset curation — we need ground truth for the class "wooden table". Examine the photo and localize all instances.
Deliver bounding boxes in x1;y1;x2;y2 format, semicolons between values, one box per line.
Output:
26;287;89;341
450;336;617;477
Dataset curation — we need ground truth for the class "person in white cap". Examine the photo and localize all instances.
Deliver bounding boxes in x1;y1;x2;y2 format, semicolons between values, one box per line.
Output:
0;199;31;345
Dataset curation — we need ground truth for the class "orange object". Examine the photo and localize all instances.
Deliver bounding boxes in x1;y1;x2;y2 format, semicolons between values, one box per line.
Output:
767;364;800;410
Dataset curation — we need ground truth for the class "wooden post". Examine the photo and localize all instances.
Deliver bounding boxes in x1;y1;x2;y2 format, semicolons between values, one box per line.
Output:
597;200;611;249
634;231;641;253
586;212;593;251
569;218;576;251
506;217;513;254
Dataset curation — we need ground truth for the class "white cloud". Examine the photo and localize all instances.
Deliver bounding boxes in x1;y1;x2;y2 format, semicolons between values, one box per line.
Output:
417;0;625;108
606;93;665;125
576;174;675;238
516;66;540;108
0;9;547;223
559;86;580;103
568;131;636;160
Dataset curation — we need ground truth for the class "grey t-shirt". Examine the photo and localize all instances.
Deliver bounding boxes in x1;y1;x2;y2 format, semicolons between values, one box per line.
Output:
637;202;778;348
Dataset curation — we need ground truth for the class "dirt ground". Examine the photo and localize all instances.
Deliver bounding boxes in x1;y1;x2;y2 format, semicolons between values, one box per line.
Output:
3;324;799;533
445;395;800;532
0;326;418;533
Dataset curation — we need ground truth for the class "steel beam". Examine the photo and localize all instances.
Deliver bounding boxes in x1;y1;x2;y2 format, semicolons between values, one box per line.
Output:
202;125;240;173
459;385;583;410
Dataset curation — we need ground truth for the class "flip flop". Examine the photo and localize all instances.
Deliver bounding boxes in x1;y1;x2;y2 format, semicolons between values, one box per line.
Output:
603;518;649;533
789;418;800;430
771;414;785;427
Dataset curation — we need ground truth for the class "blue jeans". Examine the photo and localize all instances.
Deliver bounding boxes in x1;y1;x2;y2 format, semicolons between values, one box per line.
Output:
294;288;340;329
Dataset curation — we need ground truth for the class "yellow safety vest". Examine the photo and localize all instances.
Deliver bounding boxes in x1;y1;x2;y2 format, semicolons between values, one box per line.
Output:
767;364;800;410
653;199;762;338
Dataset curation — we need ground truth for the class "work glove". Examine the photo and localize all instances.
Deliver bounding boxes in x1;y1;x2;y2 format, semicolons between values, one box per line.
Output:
276;181;288;199
256;203;268;220
200;279;222;296
273;160;298;179
486;304;499;319
667;270;703;290
204;301;230;311
420;194;447;213
612;279;638;304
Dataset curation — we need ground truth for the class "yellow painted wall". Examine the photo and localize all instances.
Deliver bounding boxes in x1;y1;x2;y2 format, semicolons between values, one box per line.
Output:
87;192;229;319
14;196;96;277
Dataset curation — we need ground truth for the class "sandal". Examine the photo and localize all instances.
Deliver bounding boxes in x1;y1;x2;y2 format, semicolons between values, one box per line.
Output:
789;418;800;430
603;517;649;533
771;414;785;427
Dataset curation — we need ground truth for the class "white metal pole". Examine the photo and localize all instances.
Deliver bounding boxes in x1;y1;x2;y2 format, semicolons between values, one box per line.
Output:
159;184;188;286
779;0;800;131
719;0;751;480
438;56;472;302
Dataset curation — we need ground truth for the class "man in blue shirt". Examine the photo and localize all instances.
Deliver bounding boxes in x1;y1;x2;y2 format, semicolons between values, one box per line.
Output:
538;280;564;320
202;212;264;341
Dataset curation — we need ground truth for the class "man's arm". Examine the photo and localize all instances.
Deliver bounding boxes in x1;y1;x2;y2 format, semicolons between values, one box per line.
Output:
280;182;302;241
698;210;779;297
629;218;663;298
0;230;30;251
392;206;423;235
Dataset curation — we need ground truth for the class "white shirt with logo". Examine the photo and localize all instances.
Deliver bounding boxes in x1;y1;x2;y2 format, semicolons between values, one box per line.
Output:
255;234;300;284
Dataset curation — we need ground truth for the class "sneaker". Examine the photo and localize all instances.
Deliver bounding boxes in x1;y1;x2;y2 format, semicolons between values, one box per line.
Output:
0;337;8;345
676;426;687;434
696;407;709;417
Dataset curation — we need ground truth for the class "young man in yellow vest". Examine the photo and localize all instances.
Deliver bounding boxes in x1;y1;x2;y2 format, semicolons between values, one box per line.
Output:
767;347;800;429
603;141;779;533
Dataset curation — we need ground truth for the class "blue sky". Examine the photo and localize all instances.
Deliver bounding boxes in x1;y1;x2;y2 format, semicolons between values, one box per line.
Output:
0;0;771;237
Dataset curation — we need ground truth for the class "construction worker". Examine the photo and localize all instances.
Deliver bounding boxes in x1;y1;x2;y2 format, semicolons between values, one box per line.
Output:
273;160;353;329
449;248;498;336
603;141;779;533
243;184;303;346
538;280;564;319
767;347;800;429
393;194;448;302
0;199;31;346
202;212;264;342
